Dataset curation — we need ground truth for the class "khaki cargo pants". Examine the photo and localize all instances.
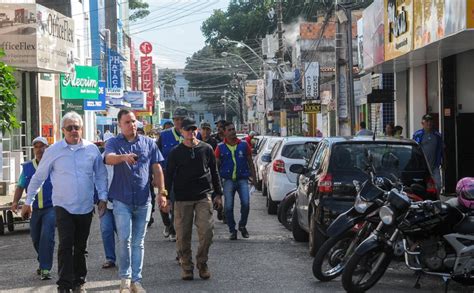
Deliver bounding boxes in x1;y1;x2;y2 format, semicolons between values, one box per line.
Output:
174;196;214;270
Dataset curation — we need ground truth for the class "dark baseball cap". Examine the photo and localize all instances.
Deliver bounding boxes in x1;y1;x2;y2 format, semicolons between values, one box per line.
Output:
200;122;211;129
215;119;226;126
173;107;188;118
182;117;197;131
422;114;433;121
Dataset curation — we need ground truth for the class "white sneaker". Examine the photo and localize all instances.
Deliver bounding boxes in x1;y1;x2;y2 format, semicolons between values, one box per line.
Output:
120;279;131;293
169;233;176;242
163;226;170;238
131;281;146;293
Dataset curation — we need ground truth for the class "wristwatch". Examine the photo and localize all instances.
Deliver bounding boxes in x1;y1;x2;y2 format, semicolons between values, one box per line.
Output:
159;189;169;198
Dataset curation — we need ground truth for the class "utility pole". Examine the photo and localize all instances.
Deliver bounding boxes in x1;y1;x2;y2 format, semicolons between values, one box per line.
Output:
276;0;287;136
335;1;352;136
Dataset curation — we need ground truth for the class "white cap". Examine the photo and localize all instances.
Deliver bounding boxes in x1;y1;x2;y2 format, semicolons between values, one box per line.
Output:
32;136;49;146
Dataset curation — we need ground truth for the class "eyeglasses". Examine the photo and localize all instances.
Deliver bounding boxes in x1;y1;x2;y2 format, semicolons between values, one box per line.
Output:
64;125;81;132
190;147;195;159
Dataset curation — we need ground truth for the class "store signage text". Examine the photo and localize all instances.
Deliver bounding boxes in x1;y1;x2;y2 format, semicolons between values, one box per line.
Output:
387;1;408;42
45;13;74;43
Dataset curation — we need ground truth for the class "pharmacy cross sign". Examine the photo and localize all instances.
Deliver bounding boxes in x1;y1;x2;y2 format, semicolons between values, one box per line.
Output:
140;42;153;55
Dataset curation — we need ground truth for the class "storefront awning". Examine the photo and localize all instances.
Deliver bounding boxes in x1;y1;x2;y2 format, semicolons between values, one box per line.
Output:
372;30;474;73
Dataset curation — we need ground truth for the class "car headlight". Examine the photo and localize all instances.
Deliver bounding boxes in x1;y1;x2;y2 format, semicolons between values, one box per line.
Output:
379;206;394;225
354;195;373;213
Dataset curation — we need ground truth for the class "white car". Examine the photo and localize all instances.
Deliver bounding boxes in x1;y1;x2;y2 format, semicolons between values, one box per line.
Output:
253;137;283;191
265;137;321;215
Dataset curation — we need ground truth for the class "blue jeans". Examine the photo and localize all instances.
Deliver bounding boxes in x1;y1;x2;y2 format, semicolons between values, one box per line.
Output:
113;200;151;282
100;208;116;263
30;207;55;271
223;179;250;233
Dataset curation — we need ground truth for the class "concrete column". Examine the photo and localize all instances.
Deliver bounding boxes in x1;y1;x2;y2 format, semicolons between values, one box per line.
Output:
394;70;408;137
408;65;426;135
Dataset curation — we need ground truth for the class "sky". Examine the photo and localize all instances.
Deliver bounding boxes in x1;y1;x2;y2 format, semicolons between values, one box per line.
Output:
129;0;231;69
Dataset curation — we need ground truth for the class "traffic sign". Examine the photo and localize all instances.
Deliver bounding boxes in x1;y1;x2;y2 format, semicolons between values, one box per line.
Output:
139;42;153;55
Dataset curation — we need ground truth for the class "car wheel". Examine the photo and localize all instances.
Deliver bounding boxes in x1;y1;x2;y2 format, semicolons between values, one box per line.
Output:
262;182;268;197
280;193;296;230
309;212;326;257
292;208;308;242
6;211;14;232
267;192;278;215
0;215;4;235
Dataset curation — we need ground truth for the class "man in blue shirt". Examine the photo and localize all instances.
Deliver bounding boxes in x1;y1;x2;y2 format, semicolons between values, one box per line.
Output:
105;109;168;293
21;112;108;293
413;114;443;192
12;137;54;281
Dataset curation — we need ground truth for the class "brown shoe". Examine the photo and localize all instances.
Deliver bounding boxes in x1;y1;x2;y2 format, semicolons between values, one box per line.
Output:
181;268;194;280
197;263;211;280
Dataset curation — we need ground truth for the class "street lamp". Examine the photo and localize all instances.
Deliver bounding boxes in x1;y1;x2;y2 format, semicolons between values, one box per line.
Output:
221;52;259;77
218;38;266;64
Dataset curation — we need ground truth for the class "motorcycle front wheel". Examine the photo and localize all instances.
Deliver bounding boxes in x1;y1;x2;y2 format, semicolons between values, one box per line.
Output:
312;230;356;282
341;244;393;293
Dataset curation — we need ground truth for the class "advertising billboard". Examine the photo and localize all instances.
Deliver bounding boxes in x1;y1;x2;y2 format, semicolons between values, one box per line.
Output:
363;0;385;69
123;91;147;110
0;4;74;72
384;0;413;60
108;49;122;89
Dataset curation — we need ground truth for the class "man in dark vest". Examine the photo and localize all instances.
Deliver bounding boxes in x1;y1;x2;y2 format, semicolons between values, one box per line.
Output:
12;137;54;281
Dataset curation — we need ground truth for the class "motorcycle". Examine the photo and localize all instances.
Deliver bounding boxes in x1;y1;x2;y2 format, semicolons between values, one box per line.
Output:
341;188;474;293
312;163;431;282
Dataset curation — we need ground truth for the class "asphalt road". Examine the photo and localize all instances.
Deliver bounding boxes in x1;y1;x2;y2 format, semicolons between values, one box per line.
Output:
0;190;468;292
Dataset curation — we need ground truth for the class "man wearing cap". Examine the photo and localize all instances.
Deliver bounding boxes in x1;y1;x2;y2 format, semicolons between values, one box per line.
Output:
165;117;223;280
413;114;443;191
157;107;188;241
200;122;218;150
12;137;54;281
21;112;108;293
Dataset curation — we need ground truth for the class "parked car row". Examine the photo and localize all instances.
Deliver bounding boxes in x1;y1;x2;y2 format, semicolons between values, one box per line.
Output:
257;136;438;261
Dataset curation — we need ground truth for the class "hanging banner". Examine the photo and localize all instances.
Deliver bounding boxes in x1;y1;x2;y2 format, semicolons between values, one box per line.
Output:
304;62;320;99
140;56;154;108
84;81;106;111
62;99;84;115
61;66;100;100
108;49;122;89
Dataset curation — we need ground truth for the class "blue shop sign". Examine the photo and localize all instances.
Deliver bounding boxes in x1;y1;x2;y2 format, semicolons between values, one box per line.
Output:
84;81;106;111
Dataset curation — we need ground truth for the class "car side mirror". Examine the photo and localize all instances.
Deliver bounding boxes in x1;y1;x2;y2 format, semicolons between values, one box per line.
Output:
289;164;305;174
261;154;272;163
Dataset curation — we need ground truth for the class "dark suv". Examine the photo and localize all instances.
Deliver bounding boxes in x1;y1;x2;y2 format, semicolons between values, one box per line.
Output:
290;137;438;256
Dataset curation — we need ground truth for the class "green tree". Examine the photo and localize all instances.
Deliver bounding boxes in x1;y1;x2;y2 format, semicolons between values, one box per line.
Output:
129;0;150;22
159;69;177;99
202;0;373;49
0;50;19;133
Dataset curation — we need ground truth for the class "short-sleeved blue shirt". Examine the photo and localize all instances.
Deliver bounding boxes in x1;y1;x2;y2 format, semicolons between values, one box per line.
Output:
105;134;164;206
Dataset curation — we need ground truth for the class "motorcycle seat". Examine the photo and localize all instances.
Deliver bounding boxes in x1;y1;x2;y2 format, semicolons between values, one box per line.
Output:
454;216;474;234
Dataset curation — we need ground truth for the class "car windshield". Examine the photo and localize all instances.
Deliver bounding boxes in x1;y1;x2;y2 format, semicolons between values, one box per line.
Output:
331;143;428;176
281;143;307;159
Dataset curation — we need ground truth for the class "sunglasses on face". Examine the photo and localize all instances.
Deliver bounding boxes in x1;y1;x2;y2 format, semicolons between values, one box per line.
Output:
64;125;81;132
